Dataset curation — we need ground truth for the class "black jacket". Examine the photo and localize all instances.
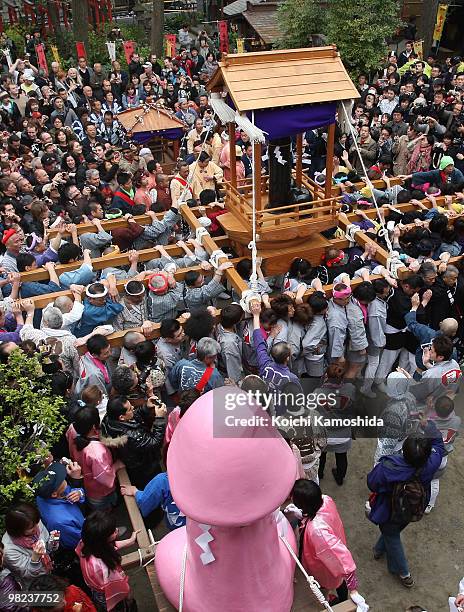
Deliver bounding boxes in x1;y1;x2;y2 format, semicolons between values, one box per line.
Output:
101;409;165;488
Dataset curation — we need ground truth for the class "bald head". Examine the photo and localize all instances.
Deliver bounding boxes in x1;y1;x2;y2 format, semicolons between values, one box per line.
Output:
123;331;145;351
54;295;74;314
440;318;459;337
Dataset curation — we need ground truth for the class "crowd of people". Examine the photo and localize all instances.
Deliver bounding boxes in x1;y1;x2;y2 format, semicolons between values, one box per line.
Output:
0;27;464;612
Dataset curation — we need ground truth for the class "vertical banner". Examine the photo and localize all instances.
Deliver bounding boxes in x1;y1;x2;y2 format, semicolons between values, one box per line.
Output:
0;15;3;34
106;41;116;62
62;1;70;29
236;38;245;53
123;40;136;64
218;20;229;54
164;34;176;57
2;48;12;68
75;41;87;59
413;40;423;59
51;45;61;65
433;3;448;44
35;43;48;75
7;6;17;24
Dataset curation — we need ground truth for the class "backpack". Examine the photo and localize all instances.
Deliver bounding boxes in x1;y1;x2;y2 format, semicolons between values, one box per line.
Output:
390;469;426;524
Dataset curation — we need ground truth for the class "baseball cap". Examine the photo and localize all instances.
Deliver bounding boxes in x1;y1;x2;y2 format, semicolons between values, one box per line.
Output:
41;154;57;166
33;462;67;498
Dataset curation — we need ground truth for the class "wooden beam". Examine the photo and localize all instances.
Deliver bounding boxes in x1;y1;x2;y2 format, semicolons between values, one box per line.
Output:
228;122;237;189
295;133;303;188
19;236;230;283
337;212;390;267
324;122;335;199
29;257;246;310
180;205;249;297
47;204;218;238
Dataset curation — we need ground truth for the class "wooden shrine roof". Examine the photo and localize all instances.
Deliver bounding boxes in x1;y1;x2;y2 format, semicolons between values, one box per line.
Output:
208;46;360;112
116;105;185;134
242;2;282;45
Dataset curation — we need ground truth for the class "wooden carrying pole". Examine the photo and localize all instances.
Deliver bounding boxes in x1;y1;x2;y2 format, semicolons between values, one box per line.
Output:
325;123;336;199
295;133;303;188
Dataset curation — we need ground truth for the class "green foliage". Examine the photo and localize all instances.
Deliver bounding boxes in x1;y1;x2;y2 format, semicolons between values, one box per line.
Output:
5;24;28;52
164;12;201;34
277;0;327;48
0;350;65;525
277;0;401;76
326;0;401;77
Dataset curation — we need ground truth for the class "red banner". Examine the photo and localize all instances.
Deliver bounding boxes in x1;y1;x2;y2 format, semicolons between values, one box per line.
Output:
62;0;70;29
218;20;229;54
0;15;3;33
164;34;176;58
76;41;87;59
35;43;48;75
123;40;136;65
106;0;112;23
7;6;17;23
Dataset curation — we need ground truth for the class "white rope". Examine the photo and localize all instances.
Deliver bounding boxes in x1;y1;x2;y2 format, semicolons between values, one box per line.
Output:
209;249;230;269
345;223;361;245
239;288;261;313
340;102;394;256
248;110;260;291
195;226;209;244
279;534;334;612
178;543;188;612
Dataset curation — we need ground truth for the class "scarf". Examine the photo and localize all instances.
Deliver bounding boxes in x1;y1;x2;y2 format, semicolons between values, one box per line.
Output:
12;524;53;572
86;352;110;384
408;141;432;174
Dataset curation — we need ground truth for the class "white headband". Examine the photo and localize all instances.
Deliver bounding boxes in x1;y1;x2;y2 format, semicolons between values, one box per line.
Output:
85;285;108;298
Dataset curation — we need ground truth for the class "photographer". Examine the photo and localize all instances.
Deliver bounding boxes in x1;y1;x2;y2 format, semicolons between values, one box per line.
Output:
101;391;166;489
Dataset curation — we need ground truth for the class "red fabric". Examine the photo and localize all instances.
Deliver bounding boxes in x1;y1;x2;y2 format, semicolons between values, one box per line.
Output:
195;366;214;392
123;41;136;65
2;228;16;244
64;585;96;611
76;41;87;60
35;43;48;76
114;190;135;207
218;20;229;54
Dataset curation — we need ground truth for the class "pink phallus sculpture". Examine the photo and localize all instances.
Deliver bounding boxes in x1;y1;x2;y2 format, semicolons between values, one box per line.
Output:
155;386;298;611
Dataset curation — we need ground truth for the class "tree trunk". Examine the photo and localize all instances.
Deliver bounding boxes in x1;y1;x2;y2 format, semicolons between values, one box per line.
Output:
267;137;292;209
417;0;440;56
47;1;64;49
72;0;89;49
151;0;164;57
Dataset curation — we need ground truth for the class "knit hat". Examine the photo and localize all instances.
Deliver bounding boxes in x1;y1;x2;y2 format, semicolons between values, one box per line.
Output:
386;371;409;399
33;462;67;498
439;155;454;171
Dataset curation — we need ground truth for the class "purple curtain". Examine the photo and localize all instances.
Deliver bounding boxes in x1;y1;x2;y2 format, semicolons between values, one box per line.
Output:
249;102;337;140
131;128;183;143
